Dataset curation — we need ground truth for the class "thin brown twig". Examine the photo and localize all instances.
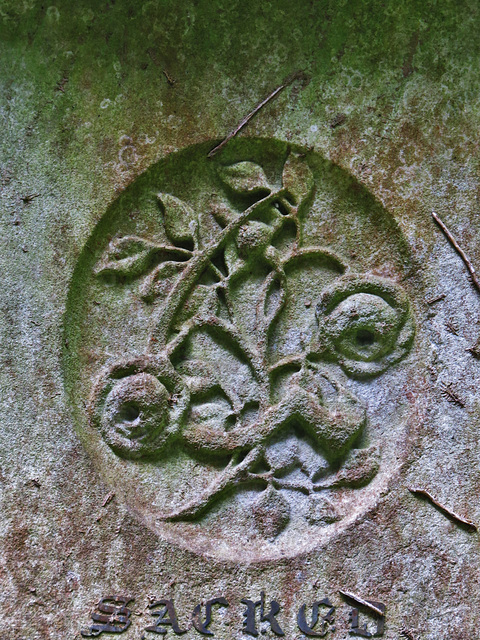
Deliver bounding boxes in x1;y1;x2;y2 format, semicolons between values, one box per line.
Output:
408;487;477;531
207;75;300;158
432;212;480;294
445;319;458;335
338;590;385;617
467;338;480;359
440;382;465;408
22;193;40;204
163;70;175;86
400;626;416;640
426;293;446;305
102;491;115;507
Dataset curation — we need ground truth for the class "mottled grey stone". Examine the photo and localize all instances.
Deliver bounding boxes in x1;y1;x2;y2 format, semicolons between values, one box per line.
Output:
1;2;480;638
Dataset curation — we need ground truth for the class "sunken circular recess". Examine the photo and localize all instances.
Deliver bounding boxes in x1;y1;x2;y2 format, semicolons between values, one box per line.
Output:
64;138;423;561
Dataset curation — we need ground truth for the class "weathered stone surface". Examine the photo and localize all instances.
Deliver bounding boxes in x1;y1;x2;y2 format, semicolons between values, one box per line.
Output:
1;1;480;638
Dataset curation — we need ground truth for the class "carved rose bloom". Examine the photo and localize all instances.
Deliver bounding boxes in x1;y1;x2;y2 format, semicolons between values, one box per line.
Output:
315;275;415;379
89;355;188;459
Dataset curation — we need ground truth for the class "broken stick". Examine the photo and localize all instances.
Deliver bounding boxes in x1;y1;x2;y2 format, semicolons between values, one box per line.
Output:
408;487;477;531
431;212;480;294
338;590;385;617
207;72;305;158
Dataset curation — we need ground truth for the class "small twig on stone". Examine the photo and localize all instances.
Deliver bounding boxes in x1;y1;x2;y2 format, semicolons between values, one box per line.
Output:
163;70;175;86
432;212;480;294
427;364;438;379
56;77;68;93
208;73;302;158
22;193;40;204
102;492;115;507
440;381;465;408
467;342;480;358
445;319;458;335
408;487;477;531
426;293;446;305
400;626;416;640
467;334;480;358
330;113;346;129
338;590;385;617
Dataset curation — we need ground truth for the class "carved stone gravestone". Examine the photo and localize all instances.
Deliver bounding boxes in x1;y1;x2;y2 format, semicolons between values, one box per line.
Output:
2;2;480;639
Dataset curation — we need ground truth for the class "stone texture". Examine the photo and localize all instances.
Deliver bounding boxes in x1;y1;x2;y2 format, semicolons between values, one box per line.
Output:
1;1;480;638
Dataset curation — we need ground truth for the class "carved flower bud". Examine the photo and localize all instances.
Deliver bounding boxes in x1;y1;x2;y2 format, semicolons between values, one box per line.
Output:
235;221;273;257
99;373;171;459
316;275;415;379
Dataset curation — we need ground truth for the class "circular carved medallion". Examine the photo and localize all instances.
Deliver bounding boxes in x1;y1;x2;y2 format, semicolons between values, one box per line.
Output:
64;138;422;561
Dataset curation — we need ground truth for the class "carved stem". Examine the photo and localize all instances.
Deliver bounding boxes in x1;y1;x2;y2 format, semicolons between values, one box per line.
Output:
164;445;264;520
148;191;286;385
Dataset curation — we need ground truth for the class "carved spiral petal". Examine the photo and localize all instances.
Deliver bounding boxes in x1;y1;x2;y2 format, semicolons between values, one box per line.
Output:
316;275;415;379
88;355;189;459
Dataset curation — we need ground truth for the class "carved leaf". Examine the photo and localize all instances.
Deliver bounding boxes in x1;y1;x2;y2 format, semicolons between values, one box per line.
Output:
95;236;192;281
158;193;197;249
218;162;271;196
228;262;272;340
139;261;186;302
282;151;314;205
176;360;225;396
180;361;237;436
252;486;291;538
172;323;260;418
263;273;286;329
326;446;380;488
173;285;220;330
94;236;158;278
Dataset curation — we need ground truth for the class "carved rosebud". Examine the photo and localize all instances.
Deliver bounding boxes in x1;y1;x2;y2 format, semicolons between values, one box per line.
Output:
235;220;274;257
